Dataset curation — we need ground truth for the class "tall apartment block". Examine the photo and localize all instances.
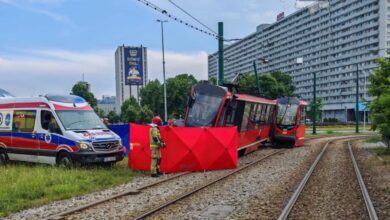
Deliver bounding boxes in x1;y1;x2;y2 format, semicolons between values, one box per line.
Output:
209;0;390;122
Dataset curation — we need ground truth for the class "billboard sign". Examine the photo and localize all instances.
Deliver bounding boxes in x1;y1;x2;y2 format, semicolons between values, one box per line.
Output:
124;47;143;85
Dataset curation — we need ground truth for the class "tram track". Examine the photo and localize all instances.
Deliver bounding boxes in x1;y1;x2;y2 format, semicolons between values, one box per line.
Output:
130;149;284;220
278;139;378;220
43;148;283;220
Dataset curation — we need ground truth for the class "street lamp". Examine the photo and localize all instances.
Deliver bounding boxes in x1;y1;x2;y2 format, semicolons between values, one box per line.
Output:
253;57;269;95
157;19;168;122
355;63;360;133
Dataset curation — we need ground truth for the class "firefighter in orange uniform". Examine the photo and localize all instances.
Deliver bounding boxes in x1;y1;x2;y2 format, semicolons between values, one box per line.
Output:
150;116;165;177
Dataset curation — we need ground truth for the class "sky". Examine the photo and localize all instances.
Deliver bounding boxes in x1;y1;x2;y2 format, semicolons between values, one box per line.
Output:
0;0;308;98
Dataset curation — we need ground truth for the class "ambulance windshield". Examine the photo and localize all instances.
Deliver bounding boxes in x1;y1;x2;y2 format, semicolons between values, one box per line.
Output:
56;110;107;130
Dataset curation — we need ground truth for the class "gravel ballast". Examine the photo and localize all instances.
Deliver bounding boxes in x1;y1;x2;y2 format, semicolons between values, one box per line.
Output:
287;139;369;220
3;135;364;220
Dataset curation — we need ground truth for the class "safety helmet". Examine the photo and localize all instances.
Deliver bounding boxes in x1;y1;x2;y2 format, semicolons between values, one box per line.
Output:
152;116;162;125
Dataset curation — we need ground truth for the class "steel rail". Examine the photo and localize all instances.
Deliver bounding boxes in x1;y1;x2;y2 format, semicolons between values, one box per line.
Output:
348;141;378;220
131;149;284;220
277;141;330;220
45;172;190;220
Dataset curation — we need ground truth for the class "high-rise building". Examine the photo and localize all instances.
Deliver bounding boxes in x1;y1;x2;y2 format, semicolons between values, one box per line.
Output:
115;45;148;113
209;0;390;122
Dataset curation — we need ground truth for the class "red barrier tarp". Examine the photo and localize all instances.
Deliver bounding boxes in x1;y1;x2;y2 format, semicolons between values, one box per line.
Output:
128;124;151;171
129;123;238;173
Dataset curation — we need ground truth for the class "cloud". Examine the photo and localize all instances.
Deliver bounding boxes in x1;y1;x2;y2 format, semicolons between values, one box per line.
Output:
0;0;76;28
0;48;208;98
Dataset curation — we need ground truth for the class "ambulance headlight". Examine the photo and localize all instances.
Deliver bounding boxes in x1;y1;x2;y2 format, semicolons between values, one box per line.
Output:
78;142;91;150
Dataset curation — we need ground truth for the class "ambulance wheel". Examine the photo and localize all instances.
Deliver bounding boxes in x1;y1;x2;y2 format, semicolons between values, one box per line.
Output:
0;149;8;165
57;152;73;168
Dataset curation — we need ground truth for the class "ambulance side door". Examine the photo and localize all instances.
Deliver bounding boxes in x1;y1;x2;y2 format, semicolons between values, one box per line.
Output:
37;110;60;164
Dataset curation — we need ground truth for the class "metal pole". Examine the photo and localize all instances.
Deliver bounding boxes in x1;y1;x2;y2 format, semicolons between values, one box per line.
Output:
363;69;366;132
218;22;224;86
158;20;168;121
253;61;261;95
355;63;359;133
312;72;317;134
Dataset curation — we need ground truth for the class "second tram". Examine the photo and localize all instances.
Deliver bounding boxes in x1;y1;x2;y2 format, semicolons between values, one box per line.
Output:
185;83;276;155
273;97;307;147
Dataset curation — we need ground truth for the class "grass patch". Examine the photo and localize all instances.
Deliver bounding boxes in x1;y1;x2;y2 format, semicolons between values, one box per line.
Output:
374;147;390;156
0;158;142;217
365;135;382;143
326;130;334;134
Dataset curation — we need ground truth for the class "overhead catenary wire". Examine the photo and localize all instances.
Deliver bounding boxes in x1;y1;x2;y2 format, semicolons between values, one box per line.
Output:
135;0;241;41
136;0;218;38
167;0;217;35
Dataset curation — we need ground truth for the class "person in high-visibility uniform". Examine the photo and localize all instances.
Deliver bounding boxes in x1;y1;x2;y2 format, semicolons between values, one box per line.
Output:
150;116;165;177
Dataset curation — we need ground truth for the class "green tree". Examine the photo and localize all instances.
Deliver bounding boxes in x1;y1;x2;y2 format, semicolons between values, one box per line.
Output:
368;57;390;148
137;105;154;123
120;97;154;124
93;107;105;118
309;97;323;122
237;71;295;99
166;74;198;118
107;111;120;123
209;76;217;85
140;79;164;116
71;82;97;107
120;97;139;123
270;71;295;96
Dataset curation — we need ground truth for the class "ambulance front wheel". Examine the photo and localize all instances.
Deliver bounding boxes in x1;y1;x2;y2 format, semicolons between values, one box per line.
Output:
57;152;73;168
0;149;8;165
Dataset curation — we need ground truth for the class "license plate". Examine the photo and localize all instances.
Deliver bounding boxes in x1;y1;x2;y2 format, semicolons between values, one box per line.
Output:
104;156;116;162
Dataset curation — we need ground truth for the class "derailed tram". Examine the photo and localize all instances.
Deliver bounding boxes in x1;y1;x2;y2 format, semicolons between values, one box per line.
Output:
185;82;276;155
273;97;307;147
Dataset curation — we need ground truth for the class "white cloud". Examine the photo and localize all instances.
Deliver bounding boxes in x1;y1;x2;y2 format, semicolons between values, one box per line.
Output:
0;48;208;98
148;50;208;81
0;0;76;28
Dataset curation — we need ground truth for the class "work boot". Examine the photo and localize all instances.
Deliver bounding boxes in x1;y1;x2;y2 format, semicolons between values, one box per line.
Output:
151;173;159;178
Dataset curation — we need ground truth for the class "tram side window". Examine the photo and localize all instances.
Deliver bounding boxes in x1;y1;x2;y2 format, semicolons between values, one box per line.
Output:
268;105;275;124
223;101;238;127
300;106;306;125
13;110;36;132
255;104;263;124
247;103;257;131
265;105;272;125
260;104;268;124
240;103;251;132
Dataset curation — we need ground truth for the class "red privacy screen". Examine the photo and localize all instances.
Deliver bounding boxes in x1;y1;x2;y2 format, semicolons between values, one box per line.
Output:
129;124;238;173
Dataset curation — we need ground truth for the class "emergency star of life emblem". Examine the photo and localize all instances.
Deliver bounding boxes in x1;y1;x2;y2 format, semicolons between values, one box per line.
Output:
45;134;52;144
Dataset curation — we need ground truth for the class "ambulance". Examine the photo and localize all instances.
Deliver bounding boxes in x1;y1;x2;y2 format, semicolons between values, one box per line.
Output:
0;94;124;166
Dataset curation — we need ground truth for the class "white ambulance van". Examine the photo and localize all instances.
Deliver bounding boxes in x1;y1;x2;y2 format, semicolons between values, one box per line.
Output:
0;94;124;166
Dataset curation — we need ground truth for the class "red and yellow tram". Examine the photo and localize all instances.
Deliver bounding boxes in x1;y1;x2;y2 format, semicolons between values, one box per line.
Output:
273;97;307;147
185;83;276;155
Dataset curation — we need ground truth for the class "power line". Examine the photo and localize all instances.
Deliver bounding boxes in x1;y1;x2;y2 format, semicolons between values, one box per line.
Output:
135;0;241;42
136;0;218;39
167;0;217;35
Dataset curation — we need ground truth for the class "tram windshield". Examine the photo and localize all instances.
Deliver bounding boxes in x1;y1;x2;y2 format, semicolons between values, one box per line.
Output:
277;104;298;126
185;84;226;127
